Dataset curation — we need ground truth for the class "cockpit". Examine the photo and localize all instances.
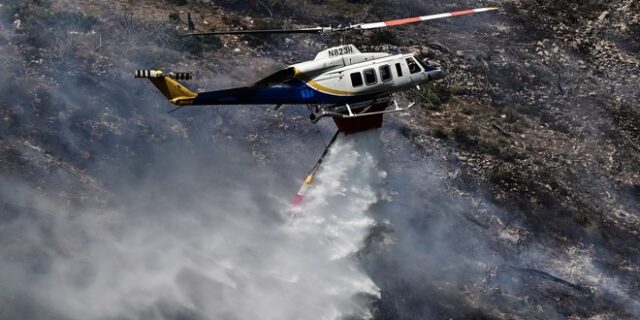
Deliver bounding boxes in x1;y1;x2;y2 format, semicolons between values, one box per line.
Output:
406;57;422;73
412;54;445;80
409;55;439;72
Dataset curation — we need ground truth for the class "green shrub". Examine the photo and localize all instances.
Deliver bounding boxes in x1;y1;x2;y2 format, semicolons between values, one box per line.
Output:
452;125;479;146
166;0;188;6
19;10;98;48
574;211;591;227
39;11;97;32
153;25;221;55
432;127;449;140
168;12;180;22
420;82;451;106
549;121;571;134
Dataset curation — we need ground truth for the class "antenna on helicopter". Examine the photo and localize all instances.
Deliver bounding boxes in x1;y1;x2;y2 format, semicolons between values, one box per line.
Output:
187;12;195;31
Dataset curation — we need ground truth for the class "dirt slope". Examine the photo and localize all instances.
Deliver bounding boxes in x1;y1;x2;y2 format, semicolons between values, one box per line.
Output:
0;0;639;319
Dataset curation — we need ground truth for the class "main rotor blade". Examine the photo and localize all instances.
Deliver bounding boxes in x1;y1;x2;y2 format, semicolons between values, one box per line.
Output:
182;7;497;36
183;26;326;36
355;7;498;30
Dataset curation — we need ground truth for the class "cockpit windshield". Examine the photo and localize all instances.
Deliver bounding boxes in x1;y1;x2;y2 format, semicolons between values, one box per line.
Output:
406;58;422;74
415;54;438;71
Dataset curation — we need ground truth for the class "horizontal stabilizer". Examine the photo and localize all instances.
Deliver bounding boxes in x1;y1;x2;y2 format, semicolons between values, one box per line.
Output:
135;70;192;80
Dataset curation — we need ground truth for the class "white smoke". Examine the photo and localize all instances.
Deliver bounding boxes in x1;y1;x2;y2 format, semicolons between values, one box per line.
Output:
0;131;384;320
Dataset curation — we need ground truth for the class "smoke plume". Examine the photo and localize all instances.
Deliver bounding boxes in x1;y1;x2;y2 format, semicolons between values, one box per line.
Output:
0;130;386;320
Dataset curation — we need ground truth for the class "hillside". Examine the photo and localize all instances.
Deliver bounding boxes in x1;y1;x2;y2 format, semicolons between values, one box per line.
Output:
0;0;639;319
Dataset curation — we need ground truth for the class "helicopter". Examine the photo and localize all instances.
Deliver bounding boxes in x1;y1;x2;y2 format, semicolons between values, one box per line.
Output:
135;7;498;134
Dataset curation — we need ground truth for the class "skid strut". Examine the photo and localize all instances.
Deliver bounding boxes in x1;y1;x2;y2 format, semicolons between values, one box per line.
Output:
309;97;416;123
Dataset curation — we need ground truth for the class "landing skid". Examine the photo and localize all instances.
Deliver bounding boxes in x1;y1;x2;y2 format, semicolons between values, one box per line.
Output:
307;95;416;134
308;96;416;123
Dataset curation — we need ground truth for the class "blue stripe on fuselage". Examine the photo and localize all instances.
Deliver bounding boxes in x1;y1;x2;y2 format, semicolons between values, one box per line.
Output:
192;79;379;105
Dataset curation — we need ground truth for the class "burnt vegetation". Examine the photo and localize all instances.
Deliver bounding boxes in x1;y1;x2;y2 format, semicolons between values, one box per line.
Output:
0;0;639;319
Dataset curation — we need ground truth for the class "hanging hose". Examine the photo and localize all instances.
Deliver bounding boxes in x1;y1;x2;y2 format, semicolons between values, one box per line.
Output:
291;130;340;206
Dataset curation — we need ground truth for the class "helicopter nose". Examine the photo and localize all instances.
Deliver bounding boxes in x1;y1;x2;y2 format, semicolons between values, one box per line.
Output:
426;69;445;81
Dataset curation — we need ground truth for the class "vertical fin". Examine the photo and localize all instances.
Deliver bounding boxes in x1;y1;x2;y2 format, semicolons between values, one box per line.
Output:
135;70;197;105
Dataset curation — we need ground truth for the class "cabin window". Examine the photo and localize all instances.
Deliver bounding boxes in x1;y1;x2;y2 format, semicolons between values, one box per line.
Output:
406;58;422;74
379;65;392;82
350;72;363;87
364;68;377;85
395;63;403;77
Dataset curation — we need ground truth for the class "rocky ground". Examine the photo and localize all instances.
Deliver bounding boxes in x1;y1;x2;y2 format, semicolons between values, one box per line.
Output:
375;0;640;318
0;0;639;319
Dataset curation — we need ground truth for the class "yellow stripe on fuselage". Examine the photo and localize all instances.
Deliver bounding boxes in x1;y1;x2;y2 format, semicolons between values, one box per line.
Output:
294;68;354;96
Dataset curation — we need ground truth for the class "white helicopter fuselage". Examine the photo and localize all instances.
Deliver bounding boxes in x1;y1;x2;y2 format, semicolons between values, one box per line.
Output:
134;44;444;132
290;44;442;100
